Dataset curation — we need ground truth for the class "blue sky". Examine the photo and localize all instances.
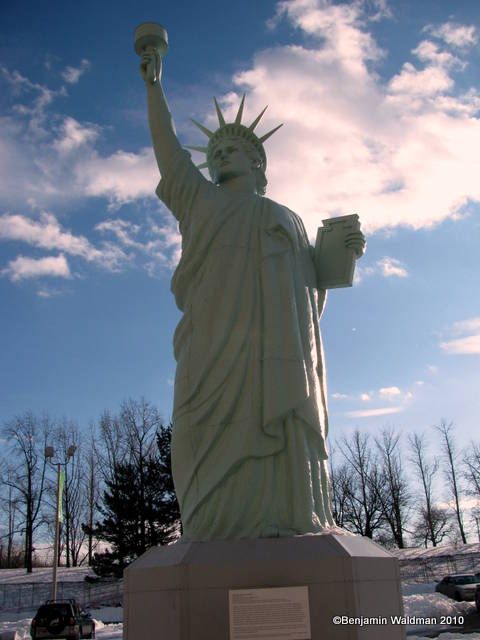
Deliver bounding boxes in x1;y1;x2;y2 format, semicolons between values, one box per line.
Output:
1;0;479;460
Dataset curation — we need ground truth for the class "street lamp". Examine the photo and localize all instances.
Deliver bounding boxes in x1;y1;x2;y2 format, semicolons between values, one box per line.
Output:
45;444;77;600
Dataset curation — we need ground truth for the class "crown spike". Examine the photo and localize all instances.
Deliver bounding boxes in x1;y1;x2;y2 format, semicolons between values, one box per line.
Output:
258;122;284;143
248;106;268;131
213;97;226;127
191;119;214;138
235;94;246;125
185;145;208;153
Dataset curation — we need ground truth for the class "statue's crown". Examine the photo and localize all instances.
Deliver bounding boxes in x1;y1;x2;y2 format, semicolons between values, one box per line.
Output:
187;95;283;172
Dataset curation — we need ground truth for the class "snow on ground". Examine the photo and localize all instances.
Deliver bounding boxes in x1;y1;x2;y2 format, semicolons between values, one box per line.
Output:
0;582;479;638
392;543;480;560
402;582;476;637
89;607;123;623
0;608;123;639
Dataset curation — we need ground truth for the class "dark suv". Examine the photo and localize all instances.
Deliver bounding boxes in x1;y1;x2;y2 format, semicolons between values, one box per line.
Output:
30;599;95;639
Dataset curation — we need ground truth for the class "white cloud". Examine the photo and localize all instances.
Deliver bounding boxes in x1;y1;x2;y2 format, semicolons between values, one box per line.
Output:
379;386;402;398
268;0;385;76
147;218;182;269
426;22;478;49
440;335;480;355
332;392;349;399
0;65;66;140
451;317;480;335
355;256;407;282
186;1;480;235
75;148;158;205
1;254;71;282
0;211;127;270
4;4;480;241
1;211;93;256
437;496;480;511
388;63;453;96
95;219;143;248
348;385;414;414
53;117;99;153
377;257;408;278
2;2;480;288
60;59;90;84
36;285;66;298
96;215;182;271
440;316;480;355
346;406;402;418
0;64;158;209
412;40;458;68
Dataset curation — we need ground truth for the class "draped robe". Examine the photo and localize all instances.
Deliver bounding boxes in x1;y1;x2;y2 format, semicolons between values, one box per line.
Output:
157;150;335;540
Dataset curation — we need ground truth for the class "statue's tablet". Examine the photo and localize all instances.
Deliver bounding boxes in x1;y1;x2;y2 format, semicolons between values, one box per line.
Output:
315;213;360;289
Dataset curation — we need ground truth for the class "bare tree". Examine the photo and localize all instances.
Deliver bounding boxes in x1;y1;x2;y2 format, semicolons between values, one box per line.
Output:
411;505;452;548
90;398;165;559
470;507;480;543
119;398;163;554
2;413;51;572
82;426;101;566
374;429;411;548
464;442;480;497
408;432;440;546
436;420;467;544
0;465;21;567
96;410;127;483
338;430;385;538
328;445;354;529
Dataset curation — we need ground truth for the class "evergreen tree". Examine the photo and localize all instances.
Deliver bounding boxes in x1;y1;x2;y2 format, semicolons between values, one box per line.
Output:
89;424;180;577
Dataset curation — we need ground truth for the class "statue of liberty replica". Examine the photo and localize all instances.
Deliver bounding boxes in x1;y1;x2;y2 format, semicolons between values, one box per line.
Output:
125;23;405;640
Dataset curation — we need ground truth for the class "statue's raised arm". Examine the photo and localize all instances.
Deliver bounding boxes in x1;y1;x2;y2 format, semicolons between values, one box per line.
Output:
136;24;182;175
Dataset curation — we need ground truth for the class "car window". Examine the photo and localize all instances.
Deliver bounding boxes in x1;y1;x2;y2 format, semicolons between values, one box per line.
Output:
36;604;72;620
454;576;479;584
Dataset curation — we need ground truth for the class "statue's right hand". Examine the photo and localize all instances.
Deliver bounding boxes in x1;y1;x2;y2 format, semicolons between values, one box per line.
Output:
140;50;162;85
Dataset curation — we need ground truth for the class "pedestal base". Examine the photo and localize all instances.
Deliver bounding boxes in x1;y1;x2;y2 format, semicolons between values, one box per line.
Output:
124;533;406;639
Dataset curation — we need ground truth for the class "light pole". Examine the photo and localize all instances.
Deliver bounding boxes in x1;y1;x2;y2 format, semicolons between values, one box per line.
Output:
45;444;76;600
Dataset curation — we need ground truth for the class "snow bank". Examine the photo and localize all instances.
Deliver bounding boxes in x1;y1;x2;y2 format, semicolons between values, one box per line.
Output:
1;580;479;639
404;592;473;619
90;607;123;623
0;615;123;639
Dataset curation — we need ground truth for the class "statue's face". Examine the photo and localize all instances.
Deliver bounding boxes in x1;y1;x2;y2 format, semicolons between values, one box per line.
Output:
210;137;257;184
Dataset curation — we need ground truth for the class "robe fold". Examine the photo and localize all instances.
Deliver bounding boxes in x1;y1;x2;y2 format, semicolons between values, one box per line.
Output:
156;149;335;540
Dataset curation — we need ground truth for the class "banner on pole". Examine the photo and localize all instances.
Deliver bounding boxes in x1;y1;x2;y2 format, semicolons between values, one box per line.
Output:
58;468;65;523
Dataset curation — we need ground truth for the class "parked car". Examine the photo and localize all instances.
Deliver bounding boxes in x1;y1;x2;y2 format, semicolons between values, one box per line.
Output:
30;599;95;639
435;574;480;601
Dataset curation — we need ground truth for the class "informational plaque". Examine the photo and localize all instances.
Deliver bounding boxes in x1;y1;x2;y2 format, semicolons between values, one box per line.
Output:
229;586;311;640
315;213;361;289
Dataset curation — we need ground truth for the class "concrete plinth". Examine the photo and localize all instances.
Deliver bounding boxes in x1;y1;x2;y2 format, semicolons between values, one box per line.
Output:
124;533;406;639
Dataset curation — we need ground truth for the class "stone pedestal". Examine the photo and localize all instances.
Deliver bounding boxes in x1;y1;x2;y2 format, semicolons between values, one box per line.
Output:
124;533;406;639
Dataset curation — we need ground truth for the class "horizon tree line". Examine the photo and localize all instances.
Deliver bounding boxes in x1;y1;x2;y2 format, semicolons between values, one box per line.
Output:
1;401;479;572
